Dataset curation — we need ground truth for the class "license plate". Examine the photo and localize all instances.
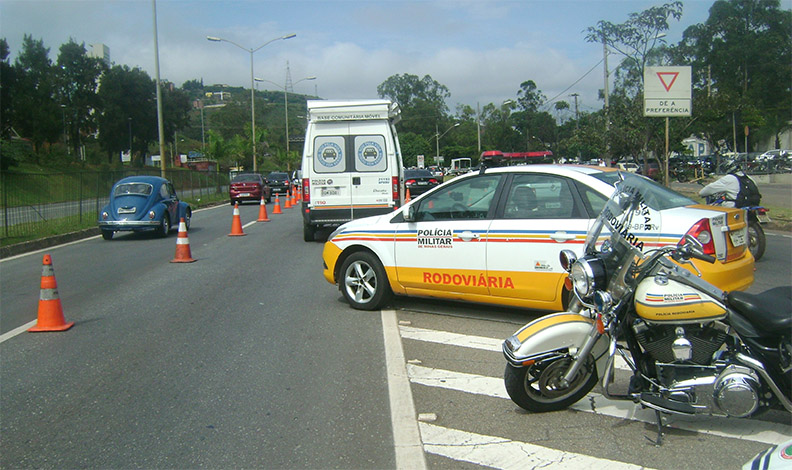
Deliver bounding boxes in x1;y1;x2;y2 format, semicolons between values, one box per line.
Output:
322;187;340;196
240;193;250;197
418;181;427;185
730;230;746;247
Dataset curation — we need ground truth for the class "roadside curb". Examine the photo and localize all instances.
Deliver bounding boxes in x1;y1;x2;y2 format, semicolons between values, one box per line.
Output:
1;227;101;259
1;201;230;260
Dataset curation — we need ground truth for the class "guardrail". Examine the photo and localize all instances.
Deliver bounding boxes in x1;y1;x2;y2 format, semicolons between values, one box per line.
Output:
1;168;229;241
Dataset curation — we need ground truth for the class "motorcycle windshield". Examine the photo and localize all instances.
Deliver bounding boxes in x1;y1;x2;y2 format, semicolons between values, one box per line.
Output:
584;174;658;265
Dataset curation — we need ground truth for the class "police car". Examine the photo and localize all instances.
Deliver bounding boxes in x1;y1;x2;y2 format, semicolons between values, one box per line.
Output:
322;165;755;311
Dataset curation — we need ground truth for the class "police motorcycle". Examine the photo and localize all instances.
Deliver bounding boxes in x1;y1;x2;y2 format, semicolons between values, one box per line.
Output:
502;176;791;442
706;194;768;261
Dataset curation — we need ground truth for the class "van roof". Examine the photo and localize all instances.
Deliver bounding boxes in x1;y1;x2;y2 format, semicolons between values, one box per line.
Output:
307;99;401;123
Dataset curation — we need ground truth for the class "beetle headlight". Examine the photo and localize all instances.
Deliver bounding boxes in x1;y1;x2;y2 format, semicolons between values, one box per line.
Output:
101;211;108;220
149;210;156;219
569;257;606;298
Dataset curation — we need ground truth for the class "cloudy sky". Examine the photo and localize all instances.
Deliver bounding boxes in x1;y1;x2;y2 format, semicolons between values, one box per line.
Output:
3;0;716;114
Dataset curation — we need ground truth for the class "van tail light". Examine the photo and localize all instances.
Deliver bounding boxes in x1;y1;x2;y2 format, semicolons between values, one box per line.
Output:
392;176;399;204
681;218;715;255
302;178;310;204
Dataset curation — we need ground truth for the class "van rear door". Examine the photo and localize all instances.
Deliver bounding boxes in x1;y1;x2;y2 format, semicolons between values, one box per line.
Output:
309;121;396;222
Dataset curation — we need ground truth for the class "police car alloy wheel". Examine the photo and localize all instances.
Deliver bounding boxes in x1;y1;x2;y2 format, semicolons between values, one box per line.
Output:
339;252;392;310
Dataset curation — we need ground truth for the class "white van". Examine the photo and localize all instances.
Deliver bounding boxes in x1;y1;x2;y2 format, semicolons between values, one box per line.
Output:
301;99;404;241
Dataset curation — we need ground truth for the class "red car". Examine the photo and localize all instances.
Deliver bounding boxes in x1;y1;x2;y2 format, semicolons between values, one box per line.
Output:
230;173;271;205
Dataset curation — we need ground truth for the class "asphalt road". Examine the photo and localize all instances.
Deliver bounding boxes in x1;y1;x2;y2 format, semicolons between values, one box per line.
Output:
1;203;790;469
1;204;394;468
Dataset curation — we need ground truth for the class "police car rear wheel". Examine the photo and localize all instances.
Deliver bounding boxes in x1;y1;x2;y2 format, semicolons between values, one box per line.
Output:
340;252;391;310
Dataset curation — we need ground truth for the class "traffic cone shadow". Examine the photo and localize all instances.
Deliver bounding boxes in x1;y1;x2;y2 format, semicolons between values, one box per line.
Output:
257;196;270;222
272;195;283;214
29;254;74;332
171;217;196;263
228;202;247;236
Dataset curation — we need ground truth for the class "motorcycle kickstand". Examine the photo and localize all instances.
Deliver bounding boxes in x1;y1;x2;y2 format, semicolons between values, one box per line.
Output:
645;410;665;447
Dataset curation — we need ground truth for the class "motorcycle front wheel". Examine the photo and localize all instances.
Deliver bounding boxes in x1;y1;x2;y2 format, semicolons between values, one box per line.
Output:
747;221;766;261
504;355;598;412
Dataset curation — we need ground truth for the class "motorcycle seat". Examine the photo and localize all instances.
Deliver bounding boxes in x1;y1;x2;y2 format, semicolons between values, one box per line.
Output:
727;286;792;336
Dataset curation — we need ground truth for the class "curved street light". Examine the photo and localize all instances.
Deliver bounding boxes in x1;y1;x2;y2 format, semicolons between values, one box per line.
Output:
435;122;460;161
207;33;296;172
255;76;316;156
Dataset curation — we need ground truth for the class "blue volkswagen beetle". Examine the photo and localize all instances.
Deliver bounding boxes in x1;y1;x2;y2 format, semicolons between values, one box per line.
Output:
98;176;191;240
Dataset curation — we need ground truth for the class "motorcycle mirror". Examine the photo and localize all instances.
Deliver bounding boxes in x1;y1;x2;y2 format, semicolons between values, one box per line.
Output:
683;234;704;251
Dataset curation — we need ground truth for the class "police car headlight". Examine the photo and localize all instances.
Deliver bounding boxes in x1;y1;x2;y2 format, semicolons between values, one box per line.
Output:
569;258;606;298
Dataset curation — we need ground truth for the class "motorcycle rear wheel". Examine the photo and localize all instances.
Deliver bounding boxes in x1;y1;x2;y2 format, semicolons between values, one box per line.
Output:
747;221;766;261
504;355;598;412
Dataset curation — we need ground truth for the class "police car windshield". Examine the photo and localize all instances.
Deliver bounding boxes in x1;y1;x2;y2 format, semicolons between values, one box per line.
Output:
591;171;696;211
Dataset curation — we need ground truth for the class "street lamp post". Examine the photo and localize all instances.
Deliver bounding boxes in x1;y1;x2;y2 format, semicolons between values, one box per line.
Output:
207;33;296;172
254;75;316;156
435;123;460;162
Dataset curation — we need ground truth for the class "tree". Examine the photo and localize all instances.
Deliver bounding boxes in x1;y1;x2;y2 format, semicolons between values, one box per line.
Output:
377;74;451;137
97;65;156;164
672;0;792;151
12;35;61;153
0;38;15;138
56;38;106;156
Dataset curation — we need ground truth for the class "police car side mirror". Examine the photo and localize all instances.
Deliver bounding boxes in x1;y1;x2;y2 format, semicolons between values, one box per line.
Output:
404;205;416;222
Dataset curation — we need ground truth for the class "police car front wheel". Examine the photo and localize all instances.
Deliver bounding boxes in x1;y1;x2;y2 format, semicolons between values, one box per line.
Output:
339;252;392;311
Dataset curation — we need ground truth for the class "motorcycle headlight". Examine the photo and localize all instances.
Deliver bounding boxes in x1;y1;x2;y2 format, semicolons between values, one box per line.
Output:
569;257;606;298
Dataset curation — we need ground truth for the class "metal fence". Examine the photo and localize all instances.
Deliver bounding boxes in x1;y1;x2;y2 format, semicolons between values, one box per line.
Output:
1;168;230;240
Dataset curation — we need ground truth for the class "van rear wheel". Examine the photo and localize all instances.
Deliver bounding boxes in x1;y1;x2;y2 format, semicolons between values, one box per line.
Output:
303;223;316;242
339;252;392;310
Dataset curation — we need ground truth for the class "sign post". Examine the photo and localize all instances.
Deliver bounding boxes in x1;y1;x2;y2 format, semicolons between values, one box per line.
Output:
644;66;692;186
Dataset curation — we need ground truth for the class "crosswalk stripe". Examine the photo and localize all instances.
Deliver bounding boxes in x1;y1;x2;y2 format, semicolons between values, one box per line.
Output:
400;325;632;369
407;363;509;398
419;422;653;470
406;362;791;445
400;325;502;352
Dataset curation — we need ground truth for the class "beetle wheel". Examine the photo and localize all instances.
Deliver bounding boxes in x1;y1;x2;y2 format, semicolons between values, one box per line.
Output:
158;214;170;238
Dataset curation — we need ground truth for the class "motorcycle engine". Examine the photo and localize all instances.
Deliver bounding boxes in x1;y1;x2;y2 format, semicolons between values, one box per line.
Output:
632;320;728;364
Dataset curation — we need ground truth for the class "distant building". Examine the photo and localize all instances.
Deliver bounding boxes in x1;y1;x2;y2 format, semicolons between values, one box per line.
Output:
682;135;710;157
88;43;110;66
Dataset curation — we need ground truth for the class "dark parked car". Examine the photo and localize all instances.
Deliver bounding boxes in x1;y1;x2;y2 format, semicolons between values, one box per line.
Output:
230;173;271;204
404;169;440;195
98;176;191;240
266;171;291;195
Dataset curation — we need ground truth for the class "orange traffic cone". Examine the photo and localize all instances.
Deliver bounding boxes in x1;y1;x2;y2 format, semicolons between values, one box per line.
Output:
272;194;282;214
29;254;74;332
257;196;270;222
291;187;298;206
171;218;196;263
284;190;292;209
405;187;412;202
228;202;247;236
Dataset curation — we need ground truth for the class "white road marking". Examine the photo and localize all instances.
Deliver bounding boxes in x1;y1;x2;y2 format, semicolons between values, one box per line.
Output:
381;310;427;470
403;329;792;446
0;320;37;344
419;422;654;470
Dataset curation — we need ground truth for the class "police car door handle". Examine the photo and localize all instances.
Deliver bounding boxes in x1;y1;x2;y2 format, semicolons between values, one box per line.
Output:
458;231;479;241
551;231;576;242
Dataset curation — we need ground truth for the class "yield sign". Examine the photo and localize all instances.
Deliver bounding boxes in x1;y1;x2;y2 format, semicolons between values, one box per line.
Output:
657;72;679;92
644;66;692;117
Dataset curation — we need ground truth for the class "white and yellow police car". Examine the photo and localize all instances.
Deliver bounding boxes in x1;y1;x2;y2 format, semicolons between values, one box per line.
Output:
322;165;755;311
